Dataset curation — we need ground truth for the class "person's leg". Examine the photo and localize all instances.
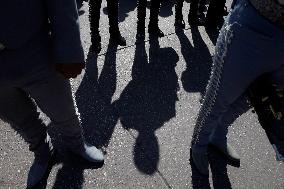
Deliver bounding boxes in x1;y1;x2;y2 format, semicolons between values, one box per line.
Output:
191;25;258;175
0;87;53;188
137;0;147;38
89;0;102;53
191;0;284;175
205;0;227;29
209;95;249;161
175;0;185;28
148;0;164;37
21;70;104;163
188;0;199;24
198;0;207;13
107;0;126;46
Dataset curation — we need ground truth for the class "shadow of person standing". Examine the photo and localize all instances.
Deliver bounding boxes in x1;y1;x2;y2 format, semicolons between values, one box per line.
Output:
76;41;119;152
51;42;119;189
178;26;212;97
113;37;179;175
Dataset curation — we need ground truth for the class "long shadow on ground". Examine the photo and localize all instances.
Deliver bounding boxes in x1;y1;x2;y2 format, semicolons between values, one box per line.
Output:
113;36;179;174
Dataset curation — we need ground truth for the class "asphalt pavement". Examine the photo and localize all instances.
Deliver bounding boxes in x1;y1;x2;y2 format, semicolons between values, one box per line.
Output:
0;0;284;188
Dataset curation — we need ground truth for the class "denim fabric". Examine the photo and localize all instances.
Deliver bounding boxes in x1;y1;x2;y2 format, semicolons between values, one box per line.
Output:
192;0;284;152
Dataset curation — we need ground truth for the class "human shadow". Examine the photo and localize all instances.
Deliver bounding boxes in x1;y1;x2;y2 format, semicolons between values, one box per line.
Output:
113;37;179;174
50;42;119;189
178;26;212;97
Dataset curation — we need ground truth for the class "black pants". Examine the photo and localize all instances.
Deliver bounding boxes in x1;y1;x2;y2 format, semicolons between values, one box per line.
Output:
137;0;161;30
206;0;226;27
89;0;119;38
189;0;207;16
175;0;184;20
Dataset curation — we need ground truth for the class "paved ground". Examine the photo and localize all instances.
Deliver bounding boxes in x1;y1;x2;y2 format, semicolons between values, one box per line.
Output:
1;0;284;188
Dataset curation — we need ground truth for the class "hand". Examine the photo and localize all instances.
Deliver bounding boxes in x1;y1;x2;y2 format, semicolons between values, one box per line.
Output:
191;147;209;175
55;63;85;79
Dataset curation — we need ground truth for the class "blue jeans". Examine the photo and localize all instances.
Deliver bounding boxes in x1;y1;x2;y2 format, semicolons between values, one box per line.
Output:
192;0;284;152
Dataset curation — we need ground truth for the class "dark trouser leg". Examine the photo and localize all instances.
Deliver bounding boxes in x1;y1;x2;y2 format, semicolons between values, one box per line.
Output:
149;0;161;28
199;0;207;13
22;70;104;163
89;0;102;42
175;0;184;20
0;87;53;187
189;0;199;17
0;87;48;154
210;95;248;143
137;0;147;32
148;0;164;37
22;72;83;150
188;0;200;24
107;0;119;34
206;0;226;28
106;0;126;45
